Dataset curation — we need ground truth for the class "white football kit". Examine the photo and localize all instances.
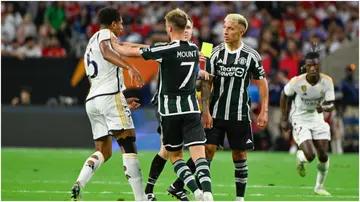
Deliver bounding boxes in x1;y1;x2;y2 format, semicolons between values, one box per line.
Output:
284;73;335;145
84;29;134;140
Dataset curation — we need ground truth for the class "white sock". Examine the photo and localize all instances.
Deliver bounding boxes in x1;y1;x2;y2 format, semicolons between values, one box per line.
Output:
336;139;343;154
76;151;104;189
123;153;146;201
194;189;203;201
297;150;308;163
236;196;244;201
315;159;330;190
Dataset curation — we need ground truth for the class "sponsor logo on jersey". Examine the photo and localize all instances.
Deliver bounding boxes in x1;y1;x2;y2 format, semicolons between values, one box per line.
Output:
217;65;245;77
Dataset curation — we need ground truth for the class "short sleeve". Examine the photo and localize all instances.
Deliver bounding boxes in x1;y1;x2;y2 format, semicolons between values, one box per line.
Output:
250;54;266;80
284;78;296;96
98;29;111;43
139;42;173;62
325;78;335;102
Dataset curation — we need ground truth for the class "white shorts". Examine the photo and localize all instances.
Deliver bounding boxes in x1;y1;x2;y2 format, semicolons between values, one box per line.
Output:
292;121;330;146
86;93;134;140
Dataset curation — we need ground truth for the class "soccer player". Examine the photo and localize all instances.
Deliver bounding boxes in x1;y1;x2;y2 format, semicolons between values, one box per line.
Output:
143;16;212;201
112;8;213;201
201;14;269;201
70;7;147;201
280;51;335;196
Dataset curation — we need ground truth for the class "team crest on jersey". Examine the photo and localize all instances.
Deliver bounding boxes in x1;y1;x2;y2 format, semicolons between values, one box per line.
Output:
238;57;247;65
301;85;307;95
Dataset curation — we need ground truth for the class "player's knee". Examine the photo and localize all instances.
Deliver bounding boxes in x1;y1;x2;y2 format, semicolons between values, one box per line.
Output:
304;152;316;162
205;144;217;159
117;136;137;154
318;152;328;163
168;150;183;163
158;145;169;160
232;150;247;161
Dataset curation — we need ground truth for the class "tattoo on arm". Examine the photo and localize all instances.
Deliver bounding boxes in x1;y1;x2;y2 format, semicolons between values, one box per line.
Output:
201;79;212;112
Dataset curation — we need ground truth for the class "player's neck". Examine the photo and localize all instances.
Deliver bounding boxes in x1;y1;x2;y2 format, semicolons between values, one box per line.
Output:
306;74;320;86
170;32;186;41
225;40;242;51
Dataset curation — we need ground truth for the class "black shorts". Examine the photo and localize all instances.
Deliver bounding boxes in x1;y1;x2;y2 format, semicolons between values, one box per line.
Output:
205;119;254;150
160;113;206;151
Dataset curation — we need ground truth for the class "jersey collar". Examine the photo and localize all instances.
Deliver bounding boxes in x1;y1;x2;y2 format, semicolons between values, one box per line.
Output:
225;41;244;54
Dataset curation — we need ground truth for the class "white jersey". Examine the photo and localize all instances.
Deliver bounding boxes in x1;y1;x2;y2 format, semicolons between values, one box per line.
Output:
84;29;125;101
284;73;335;125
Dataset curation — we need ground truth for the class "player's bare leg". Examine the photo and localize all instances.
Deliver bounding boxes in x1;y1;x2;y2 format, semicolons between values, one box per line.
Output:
313;140;331;196
232;150;248;201
204;144;217;167
297;140;316;177
169;149;206;201
113;129;147;201
145;143;168;200
188;145;213;201
71;135;112;200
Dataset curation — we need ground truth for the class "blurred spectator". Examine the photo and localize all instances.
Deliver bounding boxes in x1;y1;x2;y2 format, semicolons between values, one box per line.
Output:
16;36;42;59
16;13;37;44
42;36;67;57
268;70;289;148
340;64;359;106
321;5;344;31
1;12;16;43
5;2;22;28
11;86;32;106
279;39;301;79
45;1;66;32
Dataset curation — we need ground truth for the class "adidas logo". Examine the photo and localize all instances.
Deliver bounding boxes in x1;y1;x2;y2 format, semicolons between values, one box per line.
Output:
246;139;252;144
217;59;223;64
198;171;205;177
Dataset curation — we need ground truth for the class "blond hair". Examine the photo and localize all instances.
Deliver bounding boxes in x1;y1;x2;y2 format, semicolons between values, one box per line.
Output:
225;14;248;31
164;8;188;31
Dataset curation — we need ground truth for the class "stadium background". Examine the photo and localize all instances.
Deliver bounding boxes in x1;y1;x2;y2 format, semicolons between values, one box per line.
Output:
1;1;359;201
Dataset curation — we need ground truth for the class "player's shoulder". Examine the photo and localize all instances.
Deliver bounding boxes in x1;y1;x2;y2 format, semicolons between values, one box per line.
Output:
289;73;307;86
187;41;198;48
320;73;334;84
242;43;261;60
151;41;179;51
212;43;225;54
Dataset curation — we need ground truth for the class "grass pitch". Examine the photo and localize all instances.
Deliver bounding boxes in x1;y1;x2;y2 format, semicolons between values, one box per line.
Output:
1;148;359;201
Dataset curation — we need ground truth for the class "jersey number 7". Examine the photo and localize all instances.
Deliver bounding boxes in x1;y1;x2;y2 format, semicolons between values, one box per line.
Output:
179;62;195;89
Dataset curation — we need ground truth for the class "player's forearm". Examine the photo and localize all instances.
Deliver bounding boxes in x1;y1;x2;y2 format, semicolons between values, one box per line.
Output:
112;43;142;57
257;79;269;113
119;42;148;48
201;80;212;113
321;102;335;112
280;91;292;121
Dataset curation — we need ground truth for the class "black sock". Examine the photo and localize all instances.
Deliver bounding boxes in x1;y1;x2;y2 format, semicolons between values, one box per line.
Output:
234;159;248;197
173;159;199;193
145;154;167;194
195;158;212;193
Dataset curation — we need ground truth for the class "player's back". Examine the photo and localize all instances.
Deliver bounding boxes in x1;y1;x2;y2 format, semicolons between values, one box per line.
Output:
158;40;199;96
145;40;200;116
287;73;334;124
84;29;124;101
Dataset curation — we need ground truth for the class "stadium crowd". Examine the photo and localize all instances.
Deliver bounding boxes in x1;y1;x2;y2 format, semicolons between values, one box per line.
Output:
2;1;359;152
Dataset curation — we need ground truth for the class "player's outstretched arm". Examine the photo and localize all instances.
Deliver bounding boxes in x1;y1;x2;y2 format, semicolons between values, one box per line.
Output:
254;78;269;129
100;40;144;87
280;90;293;132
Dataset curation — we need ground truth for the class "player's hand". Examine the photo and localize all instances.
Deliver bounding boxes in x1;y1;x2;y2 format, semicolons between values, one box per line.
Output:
256;110;268;129
197;69;214;80
316;103;323;113
280;119;291;132
126;97;141;111
128;67;144;87
202;110;213;129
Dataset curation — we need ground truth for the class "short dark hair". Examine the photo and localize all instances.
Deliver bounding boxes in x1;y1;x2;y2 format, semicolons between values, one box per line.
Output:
305;51;320;60
98;7;121;26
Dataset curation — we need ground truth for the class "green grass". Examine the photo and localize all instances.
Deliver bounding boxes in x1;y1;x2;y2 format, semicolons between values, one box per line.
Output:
1;148;359;201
